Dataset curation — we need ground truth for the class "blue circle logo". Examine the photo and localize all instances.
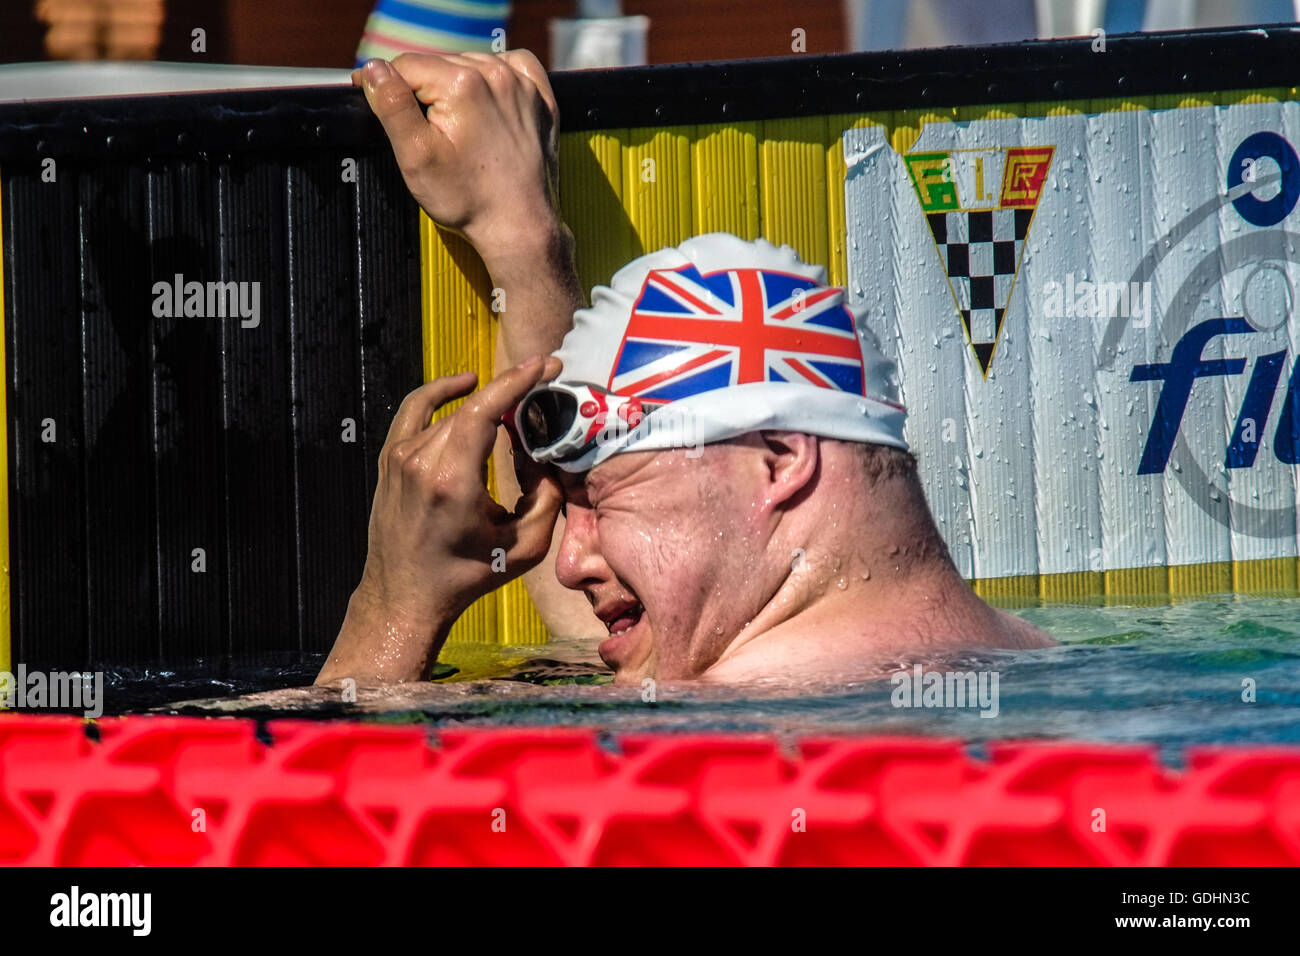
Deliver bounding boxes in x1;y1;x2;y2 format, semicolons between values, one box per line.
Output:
1228;131;1300;227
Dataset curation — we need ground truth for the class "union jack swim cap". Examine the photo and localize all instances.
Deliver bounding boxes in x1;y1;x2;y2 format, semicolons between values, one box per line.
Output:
537;232;907;472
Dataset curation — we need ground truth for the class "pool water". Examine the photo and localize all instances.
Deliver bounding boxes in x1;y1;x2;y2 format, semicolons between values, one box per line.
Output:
88;596;1300;762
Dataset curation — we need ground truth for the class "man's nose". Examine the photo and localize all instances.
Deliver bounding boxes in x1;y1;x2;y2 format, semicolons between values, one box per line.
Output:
554;504;609;591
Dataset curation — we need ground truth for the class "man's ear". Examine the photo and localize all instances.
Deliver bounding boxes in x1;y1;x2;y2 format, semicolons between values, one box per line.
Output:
758;430;819;510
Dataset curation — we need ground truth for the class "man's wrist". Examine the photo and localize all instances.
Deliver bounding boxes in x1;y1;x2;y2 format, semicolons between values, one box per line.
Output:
471;210;575;290
349;573;453;641
316;580;455;684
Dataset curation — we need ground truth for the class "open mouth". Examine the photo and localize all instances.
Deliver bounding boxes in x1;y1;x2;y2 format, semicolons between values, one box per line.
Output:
603;601;644;635
593;597;646;669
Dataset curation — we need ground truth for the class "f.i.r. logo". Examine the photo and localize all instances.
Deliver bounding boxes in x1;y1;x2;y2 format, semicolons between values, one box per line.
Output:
905;146;1054;375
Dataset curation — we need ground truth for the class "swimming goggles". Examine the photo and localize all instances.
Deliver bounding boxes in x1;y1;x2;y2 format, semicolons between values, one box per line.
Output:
512;382;668;465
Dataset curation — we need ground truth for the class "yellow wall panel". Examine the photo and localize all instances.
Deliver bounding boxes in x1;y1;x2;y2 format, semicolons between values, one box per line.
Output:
1105;566;1169;605
759;116;829;270
420;213;516;645
625;126;694;254
1022;101;1084;118
420;214;494;394
1232;557;1298;595
1086;97;1151;115
972;573;1039;607
889;107;957;156
955;104;1022;123
559;129;634;296
1150;92;1216;115
976;560;1300;607
497;574;549;645
692;122;760;239
1221;87;1294;106
1168;561;1232;598
1039;571;1104;602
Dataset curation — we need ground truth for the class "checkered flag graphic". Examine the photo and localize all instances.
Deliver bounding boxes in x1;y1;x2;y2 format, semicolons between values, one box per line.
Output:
925;208;1034;374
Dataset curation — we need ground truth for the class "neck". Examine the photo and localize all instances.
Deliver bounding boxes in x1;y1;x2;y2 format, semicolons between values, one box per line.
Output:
707;485;986;677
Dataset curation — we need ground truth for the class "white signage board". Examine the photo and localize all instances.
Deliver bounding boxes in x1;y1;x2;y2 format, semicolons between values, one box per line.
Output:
843;103;1300;588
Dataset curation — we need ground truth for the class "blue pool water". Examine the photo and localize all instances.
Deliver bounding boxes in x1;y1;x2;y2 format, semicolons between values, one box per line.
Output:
92;595;1300;762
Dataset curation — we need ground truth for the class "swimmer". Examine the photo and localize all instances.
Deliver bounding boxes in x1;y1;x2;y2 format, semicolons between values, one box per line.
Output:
315;52;1052;688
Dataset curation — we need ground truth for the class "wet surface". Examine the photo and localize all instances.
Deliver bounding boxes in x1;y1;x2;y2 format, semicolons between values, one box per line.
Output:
71;596;1291;764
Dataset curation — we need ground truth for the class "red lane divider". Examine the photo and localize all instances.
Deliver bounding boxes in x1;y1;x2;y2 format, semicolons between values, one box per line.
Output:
1;714;1298;865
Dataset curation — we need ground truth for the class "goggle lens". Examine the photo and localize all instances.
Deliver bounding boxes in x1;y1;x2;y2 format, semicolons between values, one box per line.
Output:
520;388;576;450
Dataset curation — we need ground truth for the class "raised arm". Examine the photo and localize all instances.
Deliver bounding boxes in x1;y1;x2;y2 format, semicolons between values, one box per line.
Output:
352;53;604;642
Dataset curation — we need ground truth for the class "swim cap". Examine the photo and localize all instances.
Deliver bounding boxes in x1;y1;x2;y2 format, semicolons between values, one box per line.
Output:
533;232;907;472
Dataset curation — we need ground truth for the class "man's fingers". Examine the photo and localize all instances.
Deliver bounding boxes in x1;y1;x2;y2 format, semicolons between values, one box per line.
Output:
357;58;444;175
502;469;564;570
507;357;560;468
447;356;551;465
388;51;484;107
386;370;478;444
509;422;557;504
499;49;559;123
417;52;481;70
389;355;556;499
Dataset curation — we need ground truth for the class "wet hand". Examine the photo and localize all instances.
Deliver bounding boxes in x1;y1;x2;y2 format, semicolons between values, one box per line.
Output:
316;356;563;685
355;355;565;633
353;51;561;271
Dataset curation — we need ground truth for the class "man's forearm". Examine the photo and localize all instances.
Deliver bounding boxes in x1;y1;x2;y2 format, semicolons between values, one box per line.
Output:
478;215;584;366
315;587;456;686
481;213;606;641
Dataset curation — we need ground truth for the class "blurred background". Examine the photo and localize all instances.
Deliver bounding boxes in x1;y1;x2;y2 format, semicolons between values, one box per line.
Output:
0;0;1297;71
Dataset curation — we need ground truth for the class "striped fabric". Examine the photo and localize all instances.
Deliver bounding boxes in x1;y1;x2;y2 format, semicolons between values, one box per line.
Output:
355;0;511;64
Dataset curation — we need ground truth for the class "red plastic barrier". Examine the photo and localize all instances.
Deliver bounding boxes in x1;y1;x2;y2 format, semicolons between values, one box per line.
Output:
2;714;1298;865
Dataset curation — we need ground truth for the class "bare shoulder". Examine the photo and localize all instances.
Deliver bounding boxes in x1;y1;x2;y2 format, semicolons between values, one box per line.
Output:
992;608;1057;648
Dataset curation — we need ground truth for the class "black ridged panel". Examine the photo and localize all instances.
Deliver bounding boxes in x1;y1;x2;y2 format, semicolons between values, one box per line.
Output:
146;160;229;663
3;166;88;668
78;164;159;664
3;142;421;668
220;162;297;661
356;155;423;496
285;157;369;654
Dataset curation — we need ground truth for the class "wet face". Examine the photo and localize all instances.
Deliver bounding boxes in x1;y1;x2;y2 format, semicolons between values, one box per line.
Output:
553;442;775;683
